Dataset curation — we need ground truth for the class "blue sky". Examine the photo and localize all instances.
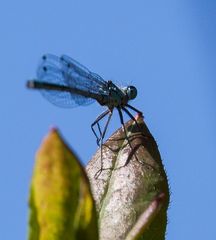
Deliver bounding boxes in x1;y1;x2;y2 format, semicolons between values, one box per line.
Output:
0;1;215;239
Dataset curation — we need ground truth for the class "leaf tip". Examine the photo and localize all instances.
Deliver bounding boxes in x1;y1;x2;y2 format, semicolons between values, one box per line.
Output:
48;125;59;133
135;112;143;121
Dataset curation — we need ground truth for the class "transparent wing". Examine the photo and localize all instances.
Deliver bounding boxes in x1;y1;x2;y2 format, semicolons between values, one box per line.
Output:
59;54;107;93
36;54;108;108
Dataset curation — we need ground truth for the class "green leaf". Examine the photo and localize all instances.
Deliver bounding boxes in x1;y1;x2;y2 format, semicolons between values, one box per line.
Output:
28;128;98;240
86;115;169;240
125;193;166;240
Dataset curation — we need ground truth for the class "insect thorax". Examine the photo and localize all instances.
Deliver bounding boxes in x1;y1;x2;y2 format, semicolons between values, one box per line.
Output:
98;81;128;108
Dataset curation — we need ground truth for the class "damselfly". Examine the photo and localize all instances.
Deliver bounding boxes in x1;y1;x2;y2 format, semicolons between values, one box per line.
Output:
27;54;143;176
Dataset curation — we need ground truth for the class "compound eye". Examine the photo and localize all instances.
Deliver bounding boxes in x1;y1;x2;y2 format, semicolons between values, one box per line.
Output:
128;86;137;100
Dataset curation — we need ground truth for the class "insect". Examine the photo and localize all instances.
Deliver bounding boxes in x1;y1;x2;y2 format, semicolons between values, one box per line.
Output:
27;54;143;176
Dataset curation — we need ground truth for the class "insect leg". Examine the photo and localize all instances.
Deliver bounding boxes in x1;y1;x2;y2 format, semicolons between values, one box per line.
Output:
95;110;113;178
91;109;110;146
101;109;113;140
125;104;143;117
123;106;154;141
120;107;153;168
122;107;141;130
117;107;137;165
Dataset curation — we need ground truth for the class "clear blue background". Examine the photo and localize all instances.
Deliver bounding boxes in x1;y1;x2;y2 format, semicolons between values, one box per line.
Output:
0;1;215;239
